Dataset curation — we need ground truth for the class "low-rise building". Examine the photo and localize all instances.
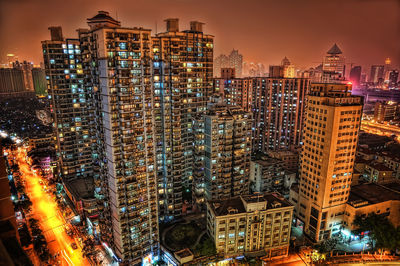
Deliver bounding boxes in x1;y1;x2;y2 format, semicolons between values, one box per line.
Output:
343;182;400;233
364;162;394;183
374;101;397;122
63;178;99;221
28;133;53;152
174;249;194;264
291;181;400;240
267;149;299;173
354;155;395;184
379;152;400;179
250;155;295;196
207;193;293;260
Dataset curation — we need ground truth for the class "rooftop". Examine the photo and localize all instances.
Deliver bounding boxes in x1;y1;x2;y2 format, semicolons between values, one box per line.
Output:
347;182;400;208
208;192;292;216
64;178;95;200
327;43;343;55
368;162;393;172
174;248;193;259
252;156;283;167
87;11;121;29
355;156;373;164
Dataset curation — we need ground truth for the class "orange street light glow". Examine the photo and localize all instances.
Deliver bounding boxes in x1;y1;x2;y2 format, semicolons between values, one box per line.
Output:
16;148;87;266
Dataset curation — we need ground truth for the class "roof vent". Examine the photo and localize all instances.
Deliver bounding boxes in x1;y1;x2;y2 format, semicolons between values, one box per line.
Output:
271;201;281;208
227;207;238;214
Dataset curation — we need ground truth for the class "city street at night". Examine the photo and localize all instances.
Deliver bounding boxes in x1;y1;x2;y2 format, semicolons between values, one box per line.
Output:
0;0;399;265
361;120;400;142
15;147;88;266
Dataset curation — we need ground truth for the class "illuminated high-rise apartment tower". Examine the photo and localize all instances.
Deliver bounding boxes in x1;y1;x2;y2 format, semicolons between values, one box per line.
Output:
297;83;362;242
78;11;159;263
214;76;309;152
193;101;252;205
252;77;310;152
42;26;94;180
152;18;214;221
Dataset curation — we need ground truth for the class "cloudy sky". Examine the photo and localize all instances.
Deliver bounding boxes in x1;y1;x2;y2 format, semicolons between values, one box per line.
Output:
0;0;399;71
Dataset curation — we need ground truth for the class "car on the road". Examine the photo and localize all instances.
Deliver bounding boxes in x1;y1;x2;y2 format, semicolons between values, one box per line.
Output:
71;242;78;250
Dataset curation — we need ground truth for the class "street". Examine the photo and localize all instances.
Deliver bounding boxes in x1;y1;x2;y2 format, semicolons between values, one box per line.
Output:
15;147;88;266
361;120;400;142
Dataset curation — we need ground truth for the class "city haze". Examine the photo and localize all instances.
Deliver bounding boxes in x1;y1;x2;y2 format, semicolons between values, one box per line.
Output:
0;0;399;69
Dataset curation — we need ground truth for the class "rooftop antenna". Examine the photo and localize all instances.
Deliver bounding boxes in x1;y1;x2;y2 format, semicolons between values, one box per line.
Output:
155;20;158;34
116;11;118;21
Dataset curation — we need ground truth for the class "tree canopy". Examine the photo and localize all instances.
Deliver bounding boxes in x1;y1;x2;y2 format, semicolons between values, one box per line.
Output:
352;213;400;251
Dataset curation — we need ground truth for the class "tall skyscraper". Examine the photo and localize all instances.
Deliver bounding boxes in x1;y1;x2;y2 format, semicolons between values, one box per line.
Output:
42;26;94;181
269;65;284;78
229;49;243;78
296;83;363;242
384;57;392;82
388;70;399;88
0;68;25;95
214;54;229;77
322;44;346;81
13;60;34;91
32;67;47;96
281;57;296;78
214;76;309;152
349;66;361;88
214;50;243;78
252;77;310;152
193;101;251;204
369;65;385;84
78;11;159;263
152;18;214;221
214;77;253;112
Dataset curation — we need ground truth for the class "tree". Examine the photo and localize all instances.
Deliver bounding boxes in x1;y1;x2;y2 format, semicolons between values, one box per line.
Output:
0;137;14;148
11;164;20;172
193;236;216;257
315;237;338;253
352;213;400;251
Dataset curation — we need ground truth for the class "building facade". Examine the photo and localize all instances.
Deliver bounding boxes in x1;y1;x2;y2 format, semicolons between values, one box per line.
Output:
374;101;397;122
0;68;25;95
214;77;253;112
349;66;361;88
342;182;400;235
193;102;252;204
214;76;309;153
207;193;293;260
42;26;94;181
388;70;398;88
252;78;309;152
296;83;363;242
322;44;345;80
250;155;295;195
78;11;159;263
369;65;385;85
32;67;47;96
13;61;34;92
214;50;243;78
266;149;300;173
152;18;214;220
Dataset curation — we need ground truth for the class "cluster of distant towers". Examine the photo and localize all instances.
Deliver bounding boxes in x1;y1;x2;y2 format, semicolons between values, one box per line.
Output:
214;45;398;90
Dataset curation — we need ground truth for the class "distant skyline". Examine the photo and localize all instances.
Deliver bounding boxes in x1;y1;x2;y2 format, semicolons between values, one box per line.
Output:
0;0;399;71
